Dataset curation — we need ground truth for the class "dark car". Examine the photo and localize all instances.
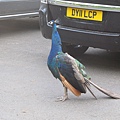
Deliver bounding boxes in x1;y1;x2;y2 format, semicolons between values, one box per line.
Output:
39;0;120;56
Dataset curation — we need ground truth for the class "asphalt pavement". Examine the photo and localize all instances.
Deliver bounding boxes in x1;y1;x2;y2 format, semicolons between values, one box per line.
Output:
0;18;120;120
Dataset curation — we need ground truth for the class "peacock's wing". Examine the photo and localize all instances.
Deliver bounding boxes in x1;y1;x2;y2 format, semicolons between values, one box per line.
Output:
56;53;87;93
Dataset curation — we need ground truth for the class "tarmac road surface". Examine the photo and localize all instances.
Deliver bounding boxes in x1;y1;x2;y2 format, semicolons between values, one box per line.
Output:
0;18;120;120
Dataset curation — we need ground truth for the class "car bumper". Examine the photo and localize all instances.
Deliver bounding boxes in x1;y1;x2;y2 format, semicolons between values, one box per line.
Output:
39;3;120;52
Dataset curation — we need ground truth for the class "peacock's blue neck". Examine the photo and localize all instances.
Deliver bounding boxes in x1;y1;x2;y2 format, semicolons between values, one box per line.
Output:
48;42;62;63
48;22;63;64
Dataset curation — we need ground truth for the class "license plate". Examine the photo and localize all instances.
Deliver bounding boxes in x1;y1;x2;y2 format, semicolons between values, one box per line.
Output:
66;7;103;21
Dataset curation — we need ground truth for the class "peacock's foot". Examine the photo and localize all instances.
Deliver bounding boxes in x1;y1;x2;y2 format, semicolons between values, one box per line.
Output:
55;95;69;102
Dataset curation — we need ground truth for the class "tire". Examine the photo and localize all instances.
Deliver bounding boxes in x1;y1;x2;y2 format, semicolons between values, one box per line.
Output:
62;42;88;57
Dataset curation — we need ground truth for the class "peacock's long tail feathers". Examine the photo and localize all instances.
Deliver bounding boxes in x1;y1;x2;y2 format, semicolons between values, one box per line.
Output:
84;82;97;99
85;79;120;99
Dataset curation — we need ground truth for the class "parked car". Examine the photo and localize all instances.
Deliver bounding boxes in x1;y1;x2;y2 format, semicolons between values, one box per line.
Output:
39;0;120;56
0;0;40;19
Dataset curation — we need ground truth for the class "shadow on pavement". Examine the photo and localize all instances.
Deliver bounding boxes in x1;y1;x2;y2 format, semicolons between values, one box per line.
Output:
78;48;120;72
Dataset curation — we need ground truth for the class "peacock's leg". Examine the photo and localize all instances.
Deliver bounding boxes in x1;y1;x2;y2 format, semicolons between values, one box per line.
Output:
56;87;69;102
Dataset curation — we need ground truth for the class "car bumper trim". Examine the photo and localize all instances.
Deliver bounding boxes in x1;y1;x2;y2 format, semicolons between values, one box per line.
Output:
48;0;120;12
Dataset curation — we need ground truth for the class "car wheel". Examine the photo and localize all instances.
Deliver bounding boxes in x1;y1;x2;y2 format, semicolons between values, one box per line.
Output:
62;42;88;57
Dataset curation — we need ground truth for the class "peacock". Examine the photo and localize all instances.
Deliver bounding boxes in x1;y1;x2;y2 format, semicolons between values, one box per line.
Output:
47;21;120;101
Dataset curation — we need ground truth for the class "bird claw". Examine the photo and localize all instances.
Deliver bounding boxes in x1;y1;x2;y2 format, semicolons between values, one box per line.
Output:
55;95;69;102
